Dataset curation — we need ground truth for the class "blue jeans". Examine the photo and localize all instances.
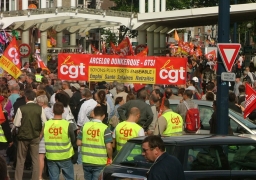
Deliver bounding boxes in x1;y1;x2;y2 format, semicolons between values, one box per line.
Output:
83;165;104;180
47;159;74;180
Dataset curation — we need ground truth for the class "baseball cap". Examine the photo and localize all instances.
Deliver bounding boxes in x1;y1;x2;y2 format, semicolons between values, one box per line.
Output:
186;86;196;91
70;83;81;90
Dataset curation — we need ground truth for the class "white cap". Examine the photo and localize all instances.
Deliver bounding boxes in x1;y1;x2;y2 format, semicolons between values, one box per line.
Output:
192;77;199;83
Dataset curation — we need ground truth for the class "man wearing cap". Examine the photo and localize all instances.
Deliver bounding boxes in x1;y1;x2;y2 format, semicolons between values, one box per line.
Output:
176;89;199;123
70;83;82;120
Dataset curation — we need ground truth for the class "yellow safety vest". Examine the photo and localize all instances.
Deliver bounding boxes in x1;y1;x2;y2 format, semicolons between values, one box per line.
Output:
81;121;108;165
0;125;7;142
115;121;142;151
35;74;43;82
162;111;183;136
44;119;74;160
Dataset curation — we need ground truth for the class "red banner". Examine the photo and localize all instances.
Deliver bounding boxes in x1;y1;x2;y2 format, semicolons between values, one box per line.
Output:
58;54;187;85
244;83;256;118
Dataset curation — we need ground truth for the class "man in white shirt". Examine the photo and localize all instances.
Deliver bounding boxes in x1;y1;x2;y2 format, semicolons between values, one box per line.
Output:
77;90;97;127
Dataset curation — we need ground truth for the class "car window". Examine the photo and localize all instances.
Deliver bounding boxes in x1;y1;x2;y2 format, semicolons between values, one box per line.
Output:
229;110;256;130
227;144;256;170
185;145;229;171
230;118;251;134
113;142;175;168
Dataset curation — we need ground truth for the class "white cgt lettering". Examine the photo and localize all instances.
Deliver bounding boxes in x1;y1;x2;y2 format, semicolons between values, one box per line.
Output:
159;68;185;83
8;47;19;65
60;63;86;78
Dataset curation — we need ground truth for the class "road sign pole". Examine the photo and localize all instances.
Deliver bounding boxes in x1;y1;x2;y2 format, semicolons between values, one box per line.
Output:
216;0;230;135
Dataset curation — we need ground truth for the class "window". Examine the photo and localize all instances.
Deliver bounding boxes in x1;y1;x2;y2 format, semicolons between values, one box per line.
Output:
113;142;175;169
113;142;152;168
227;145;256;170
186;145;228;171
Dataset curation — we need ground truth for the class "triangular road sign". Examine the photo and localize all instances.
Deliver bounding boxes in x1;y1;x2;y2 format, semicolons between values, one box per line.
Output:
217;43;241;72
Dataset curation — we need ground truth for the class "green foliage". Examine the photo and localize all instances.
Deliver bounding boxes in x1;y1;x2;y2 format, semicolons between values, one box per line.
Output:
101;28;118;47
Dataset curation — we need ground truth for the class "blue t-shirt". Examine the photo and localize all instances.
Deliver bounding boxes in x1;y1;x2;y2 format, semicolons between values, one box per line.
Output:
9;93;20;106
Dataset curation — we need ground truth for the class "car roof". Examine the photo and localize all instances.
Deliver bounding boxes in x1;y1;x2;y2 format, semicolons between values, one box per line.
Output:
128;135;256;145
169;99;213;106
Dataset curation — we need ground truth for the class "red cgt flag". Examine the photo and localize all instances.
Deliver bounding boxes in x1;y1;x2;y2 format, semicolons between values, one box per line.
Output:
117;37;134;56
244;83;256;118
205;50;217;61
35;54;51;74
110;42;117;55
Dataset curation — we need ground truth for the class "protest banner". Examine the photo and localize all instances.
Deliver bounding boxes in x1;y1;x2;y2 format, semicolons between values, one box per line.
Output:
58;54;187;85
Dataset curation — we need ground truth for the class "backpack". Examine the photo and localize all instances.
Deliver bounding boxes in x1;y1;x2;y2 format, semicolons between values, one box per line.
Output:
183;101;200;133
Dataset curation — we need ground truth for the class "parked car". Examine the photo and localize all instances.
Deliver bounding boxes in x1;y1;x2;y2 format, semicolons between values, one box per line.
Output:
169;99;256;135
101;135;256;180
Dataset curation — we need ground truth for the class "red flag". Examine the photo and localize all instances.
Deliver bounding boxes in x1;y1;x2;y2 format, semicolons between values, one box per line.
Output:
50;37;56;46
91;44;99;54
102;43;106;54
174;30;180;41
7;37;21;68
35;54;51;74
0;37;22;79
244;83;256;118
205;50;217;61
110;42;117;54
133;83;146;91
158;94;166;118
137;46;148;56
117;37;134;56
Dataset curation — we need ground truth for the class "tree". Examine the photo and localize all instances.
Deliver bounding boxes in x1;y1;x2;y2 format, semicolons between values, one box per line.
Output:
101;28;118;47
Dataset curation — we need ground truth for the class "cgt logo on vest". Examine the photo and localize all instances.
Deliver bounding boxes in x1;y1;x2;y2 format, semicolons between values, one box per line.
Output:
171;116;181;125
120;125;132;137
87;126;100;138
48;123;62;139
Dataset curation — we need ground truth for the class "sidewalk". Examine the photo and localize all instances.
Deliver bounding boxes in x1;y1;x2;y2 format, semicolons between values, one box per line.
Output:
8;163;84;180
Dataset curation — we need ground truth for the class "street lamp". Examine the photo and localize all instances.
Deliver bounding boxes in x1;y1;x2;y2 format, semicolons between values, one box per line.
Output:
247;23;252;45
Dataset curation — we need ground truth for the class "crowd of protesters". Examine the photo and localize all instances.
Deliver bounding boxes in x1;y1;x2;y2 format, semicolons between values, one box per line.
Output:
0;54;255;180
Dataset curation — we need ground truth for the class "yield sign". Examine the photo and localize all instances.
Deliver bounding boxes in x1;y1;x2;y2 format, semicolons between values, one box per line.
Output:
217;43;241;72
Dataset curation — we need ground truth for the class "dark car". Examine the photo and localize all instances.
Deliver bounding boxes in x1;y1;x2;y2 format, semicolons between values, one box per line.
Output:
100;135;256;180
169;99;256;135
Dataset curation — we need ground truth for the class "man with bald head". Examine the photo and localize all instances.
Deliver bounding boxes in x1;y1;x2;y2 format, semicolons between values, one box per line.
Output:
113;107;145;152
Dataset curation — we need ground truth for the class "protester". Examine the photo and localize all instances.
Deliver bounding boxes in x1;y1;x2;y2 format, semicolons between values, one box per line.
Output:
77;89;97;127
154;99;183;135
69;83;82;117
118;89;153;131
36;95;52;180
176;89;199;130
142;135;185;180
113;107;144;152
77;106;112;180
21;62;31;73
114;83;128;103
44;102;75;180
13;89;47;180
62;81;73;97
